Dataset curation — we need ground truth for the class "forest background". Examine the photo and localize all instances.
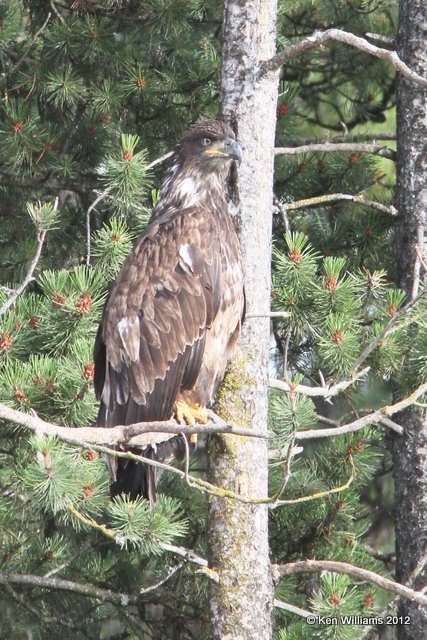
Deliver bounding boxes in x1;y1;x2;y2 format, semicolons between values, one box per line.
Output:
0;1;426;639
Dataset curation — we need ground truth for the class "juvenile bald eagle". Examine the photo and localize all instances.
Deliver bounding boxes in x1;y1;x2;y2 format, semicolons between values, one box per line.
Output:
94;120;245;501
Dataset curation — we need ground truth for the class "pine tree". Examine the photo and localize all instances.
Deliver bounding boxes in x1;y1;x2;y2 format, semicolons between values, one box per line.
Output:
0;1;425;639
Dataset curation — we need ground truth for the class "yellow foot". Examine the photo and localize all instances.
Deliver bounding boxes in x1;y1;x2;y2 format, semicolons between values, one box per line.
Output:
174;400;208;444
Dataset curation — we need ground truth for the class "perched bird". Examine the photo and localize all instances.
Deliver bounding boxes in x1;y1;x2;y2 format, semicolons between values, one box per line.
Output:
94;120;245;502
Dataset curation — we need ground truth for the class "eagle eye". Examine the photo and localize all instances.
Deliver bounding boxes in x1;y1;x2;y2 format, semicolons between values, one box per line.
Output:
201;137;212;146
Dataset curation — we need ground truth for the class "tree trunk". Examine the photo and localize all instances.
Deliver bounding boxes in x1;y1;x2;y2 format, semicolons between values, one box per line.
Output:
393;1;427;638
207;2;279;639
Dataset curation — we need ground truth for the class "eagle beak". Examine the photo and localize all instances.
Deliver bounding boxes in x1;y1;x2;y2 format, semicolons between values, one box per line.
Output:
224;138;242;165
203;138;242;165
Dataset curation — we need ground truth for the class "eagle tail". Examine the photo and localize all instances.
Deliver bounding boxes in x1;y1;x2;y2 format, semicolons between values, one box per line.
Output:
110;454;157;505
110;437;190;504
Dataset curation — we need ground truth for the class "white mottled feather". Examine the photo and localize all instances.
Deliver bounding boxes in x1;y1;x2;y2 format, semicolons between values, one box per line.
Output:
178;243;195;274
117;316;140;361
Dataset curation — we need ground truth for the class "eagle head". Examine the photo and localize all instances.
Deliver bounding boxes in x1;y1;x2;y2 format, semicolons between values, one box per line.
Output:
158;120;242;210
177;120;242;169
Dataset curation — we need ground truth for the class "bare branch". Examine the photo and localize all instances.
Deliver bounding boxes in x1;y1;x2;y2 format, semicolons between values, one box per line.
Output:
275;142;396;161
294;382;427;441
0;171;100;195
159;542;218;581
260;29;427;88
415;245;427;274
246;311;291;319
159;542;208;569
0;221;49;317
283;193;397;216
269;367;370;398
49;1;64;23
362;544;396;565
139;561;185;594
272;560;427;606
85;187;113;266
379;416;404;435
316;414;340;426
273;598;312;618
271;464;354;508
0;402;267;446
3;583;51;626
365;32;395;46
147;150;173;169
274;195;291;234
0;571;139;605
286;133;396;145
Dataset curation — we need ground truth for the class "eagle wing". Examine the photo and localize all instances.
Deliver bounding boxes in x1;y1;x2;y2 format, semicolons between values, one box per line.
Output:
94;207;222;430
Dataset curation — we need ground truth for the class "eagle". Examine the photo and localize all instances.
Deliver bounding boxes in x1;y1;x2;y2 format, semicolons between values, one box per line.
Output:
94;120;245;502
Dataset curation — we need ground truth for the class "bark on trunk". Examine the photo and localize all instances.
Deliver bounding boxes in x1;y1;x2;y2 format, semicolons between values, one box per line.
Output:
207;2;279;639
393;2;427;638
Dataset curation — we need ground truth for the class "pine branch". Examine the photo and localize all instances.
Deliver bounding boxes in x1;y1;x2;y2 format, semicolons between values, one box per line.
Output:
294;381;427;441
84;150;173;265
66;502;215;579
272;560;427;606
0;149;171;200
260;29;427;88
275;142;396;161
68;506;217;582
0;403;353;506
350;288;427;373
283;193;397;216
0;13;52;87
269;367;371;398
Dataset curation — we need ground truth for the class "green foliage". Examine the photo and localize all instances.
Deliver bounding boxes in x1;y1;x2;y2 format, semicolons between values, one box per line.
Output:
44;66;85;110
91;217;135;279
272;232;417;381
101;134;152;214
0;0;420;638
26;200;59;233
108;493;188;553
17;435;107;514
0;1;20;49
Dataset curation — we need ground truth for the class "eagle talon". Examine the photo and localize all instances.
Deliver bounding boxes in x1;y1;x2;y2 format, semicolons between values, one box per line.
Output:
175;399;208;427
